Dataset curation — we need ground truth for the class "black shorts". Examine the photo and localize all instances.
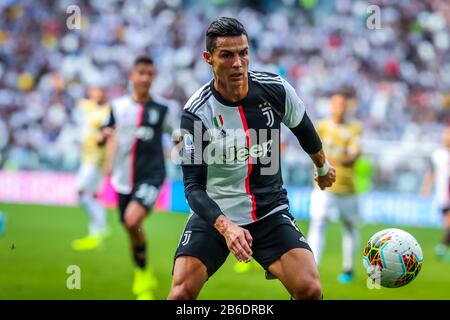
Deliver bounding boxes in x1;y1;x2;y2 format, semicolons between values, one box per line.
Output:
174;210;311;278
118;182;162;223
441;207;450;216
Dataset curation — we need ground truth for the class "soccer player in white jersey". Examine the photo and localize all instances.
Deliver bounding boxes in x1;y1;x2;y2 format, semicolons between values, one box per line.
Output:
72;84;110;251
100;56;172;299
421;127;450;260
168;17;336;300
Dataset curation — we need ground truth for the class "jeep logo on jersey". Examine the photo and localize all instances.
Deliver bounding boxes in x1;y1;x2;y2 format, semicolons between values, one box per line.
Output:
210;139;273;164
259;102;274;127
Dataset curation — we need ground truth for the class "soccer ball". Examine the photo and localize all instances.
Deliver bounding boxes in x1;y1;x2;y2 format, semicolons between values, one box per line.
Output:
362;228;423;288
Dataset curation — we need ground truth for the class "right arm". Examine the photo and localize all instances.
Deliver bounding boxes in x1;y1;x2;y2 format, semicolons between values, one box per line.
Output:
180;111;253;262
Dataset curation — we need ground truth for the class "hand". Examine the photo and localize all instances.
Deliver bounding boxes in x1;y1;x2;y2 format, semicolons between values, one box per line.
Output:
315;165;336;190
97;128;114;146
214;215;253;263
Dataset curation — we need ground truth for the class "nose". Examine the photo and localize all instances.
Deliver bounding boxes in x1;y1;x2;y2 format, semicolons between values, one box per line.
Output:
232;55;242;68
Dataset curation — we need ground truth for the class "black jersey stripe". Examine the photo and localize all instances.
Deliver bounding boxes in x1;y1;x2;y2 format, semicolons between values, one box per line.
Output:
249;74;283;84
250;78;283;86
249;71;282;81
190;91;212;114
186;87;210;112
186;85;210;112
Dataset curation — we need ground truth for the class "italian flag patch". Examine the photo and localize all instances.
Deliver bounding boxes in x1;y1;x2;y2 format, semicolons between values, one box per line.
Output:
213;114;224;128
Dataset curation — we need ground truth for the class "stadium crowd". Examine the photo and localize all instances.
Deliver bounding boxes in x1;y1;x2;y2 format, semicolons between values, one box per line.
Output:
1;0;449;192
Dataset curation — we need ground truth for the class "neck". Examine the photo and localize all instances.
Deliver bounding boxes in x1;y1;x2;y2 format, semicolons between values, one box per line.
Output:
332;116;345;124
133;92;150;104
214;75;248;103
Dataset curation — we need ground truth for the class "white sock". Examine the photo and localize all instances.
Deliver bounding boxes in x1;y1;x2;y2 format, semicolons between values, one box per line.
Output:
79;193;107;235
307;219;327;266
342;223;359;272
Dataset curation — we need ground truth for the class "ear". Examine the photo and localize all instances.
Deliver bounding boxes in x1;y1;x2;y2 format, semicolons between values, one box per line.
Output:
203;51;212;66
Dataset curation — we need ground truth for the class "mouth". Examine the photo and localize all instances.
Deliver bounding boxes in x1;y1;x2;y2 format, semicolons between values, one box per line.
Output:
230;73;244;81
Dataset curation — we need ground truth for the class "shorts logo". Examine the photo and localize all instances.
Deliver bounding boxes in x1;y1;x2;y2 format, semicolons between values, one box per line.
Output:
299;236;307;243
181;231;192;246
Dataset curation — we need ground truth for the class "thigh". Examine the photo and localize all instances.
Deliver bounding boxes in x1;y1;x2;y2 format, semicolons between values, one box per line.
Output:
171;256;208;300
118;193;132;222
250;213;311;271
174;214;229;278
76;163;103;193
124;200;148;226
267;247;320;296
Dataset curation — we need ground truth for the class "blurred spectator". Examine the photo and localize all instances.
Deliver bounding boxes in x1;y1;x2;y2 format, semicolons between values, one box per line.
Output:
1;0;449;193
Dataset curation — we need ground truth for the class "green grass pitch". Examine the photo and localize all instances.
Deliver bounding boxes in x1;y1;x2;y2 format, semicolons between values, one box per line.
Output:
0;203;449;300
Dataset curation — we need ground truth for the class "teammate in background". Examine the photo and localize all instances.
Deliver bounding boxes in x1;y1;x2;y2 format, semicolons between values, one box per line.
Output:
99;56;171;300
168;17;336;300
421;127;450;260
307;91;363;284
72;84;110;251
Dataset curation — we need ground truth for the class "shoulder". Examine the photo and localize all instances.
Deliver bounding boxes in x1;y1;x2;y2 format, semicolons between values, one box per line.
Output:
248;70;283;87
110;95;133;110
77;99;93;111
150;97;170;111
184;82;212;115
349;119;363;134
316;118;329;129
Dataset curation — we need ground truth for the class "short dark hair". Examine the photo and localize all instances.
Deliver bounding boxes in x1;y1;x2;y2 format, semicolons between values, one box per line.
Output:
133;55;154;66
206;17;248;53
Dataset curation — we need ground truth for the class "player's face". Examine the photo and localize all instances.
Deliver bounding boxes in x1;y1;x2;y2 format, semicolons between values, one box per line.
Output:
204;35;249;89
130;63;156;96
88;86;105;104
330;94;347;120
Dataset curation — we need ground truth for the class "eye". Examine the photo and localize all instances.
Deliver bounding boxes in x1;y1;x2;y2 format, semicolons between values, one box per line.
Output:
221;52;232;58
240;49;249;57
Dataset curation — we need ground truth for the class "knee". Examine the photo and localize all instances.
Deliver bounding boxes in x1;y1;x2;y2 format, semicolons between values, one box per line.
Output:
292;278;322;300
124;216;141;233
168;283;197;300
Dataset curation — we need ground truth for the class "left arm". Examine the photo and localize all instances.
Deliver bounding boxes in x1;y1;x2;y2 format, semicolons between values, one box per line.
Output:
281;78;336;190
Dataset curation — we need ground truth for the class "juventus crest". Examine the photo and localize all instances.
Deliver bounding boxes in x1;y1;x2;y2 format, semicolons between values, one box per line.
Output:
259;101;274;127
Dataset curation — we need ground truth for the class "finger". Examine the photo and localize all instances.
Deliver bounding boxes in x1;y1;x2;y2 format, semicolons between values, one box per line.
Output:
230;246;242;262
236;240;251;261
244;229;253;247
230;242;249;262
240;235;253;257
